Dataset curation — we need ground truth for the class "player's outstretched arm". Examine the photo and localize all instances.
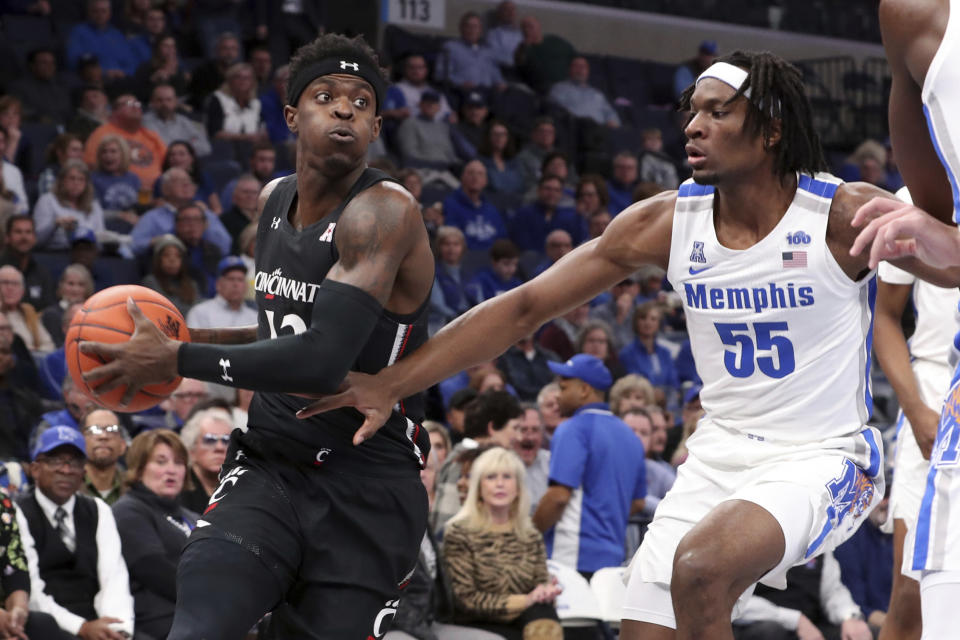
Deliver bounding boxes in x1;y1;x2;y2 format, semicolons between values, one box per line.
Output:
873;278;939;458
298;192;676;443
81;182;427;406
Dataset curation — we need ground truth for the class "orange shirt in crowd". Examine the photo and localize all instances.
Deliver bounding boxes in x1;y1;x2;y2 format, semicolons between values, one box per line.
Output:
84;122;168;192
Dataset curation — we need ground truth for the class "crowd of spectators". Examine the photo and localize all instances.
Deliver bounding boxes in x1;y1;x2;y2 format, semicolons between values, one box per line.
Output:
0;0;902;637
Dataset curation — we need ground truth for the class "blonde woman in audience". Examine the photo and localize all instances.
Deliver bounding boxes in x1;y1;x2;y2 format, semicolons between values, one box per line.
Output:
608;373;656;417
33;160;105;250
423;420;452;467
442;447;563;640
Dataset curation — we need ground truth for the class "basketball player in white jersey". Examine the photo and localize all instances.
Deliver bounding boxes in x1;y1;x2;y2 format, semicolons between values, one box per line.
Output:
874;190;960;640
297;50;923;640
852;3;960;638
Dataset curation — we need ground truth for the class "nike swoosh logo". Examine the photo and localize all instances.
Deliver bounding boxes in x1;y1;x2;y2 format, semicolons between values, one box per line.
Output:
688;266;712;275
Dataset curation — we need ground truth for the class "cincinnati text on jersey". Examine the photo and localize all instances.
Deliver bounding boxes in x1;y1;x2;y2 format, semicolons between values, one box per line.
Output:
254;268;323;303
684;281;815;312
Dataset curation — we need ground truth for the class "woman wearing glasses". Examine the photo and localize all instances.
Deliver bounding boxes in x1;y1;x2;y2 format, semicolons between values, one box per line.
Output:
176;409;234;514
112;429;197;640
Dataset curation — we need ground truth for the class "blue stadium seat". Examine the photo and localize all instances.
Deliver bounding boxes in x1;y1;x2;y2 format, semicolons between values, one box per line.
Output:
207;139;237;163
2;14;55;65
203;160;243;192
20;122;60;179
490;86;541;140
606;56;651;110
460;248;492;280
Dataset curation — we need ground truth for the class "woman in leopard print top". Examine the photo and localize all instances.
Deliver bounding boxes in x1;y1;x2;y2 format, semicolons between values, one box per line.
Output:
442;447;563;640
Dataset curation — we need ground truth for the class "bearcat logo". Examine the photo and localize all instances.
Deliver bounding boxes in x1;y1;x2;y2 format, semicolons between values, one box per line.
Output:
159;315;181;338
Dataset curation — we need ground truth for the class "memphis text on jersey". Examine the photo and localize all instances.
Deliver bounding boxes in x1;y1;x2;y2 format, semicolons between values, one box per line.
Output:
683;281;815;313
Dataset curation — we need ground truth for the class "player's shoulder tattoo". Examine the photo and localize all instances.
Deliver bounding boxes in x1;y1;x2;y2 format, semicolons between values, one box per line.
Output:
336;183;418;270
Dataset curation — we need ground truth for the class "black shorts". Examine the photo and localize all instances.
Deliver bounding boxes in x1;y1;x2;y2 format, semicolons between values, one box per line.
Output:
186;432;428;635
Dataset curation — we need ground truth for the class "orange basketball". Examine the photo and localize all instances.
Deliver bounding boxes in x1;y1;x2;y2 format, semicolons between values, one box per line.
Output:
66;285;190;412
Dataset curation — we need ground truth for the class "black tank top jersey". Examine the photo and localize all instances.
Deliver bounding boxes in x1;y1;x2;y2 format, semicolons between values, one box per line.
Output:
243;169;431;473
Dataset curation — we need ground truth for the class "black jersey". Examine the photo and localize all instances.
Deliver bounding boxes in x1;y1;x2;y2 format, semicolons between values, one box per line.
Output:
242;169;431;472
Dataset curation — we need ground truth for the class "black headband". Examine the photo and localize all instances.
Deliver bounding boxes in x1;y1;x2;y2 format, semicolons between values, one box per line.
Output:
287;58;387;114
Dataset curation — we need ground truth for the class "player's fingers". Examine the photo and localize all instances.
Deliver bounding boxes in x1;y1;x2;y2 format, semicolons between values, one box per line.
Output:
118;382;141;408
127;297;150;330
850;196;903;228
89;375;125;396
353;413;385;446
78;340;121;360
81;358;122;383
296;391;352;419
849;209;905;257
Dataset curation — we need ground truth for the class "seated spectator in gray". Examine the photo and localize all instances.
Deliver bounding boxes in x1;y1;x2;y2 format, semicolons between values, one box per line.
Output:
396;91;462;187
142;84;213;157
548;56;620;128
16;426;134;638
638;128;679;190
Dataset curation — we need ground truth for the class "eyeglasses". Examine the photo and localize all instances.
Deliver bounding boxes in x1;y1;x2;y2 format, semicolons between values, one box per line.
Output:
84;424;120;436
39;455;84;471
200;434;231;447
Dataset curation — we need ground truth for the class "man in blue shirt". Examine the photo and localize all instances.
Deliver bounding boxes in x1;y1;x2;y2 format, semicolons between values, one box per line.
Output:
131;168;232;256
442;160;508;251
438;11;505;92
67;0;138;78
607;151;639;214
511;175;585;251
533;354;646;577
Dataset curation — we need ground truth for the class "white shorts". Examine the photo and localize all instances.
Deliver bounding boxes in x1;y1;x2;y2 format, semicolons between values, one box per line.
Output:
913;374;960;573
622;420;885;628
919;570;960;640
889;361;951;579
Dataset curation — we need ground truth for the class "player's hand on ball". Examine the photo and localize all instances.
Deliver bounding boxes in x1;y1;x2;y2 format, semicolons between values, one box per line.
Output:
296;372;394;445
79;298;180;407
850;196;960;269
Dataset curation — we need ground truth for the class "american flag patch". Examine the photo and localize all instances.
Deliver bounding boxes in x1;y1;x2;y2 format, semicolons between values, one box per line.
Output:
782;251;807;268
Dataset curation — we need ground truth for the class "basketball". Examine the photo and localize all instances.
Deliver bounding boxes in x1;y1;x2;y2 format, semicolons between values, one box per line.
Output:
66;285;190;412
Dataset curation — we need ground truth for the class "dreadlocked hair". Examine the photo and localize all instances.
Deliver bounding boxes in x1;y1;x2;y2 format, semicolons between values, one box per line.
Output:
678;50;827;180
286;33;387;100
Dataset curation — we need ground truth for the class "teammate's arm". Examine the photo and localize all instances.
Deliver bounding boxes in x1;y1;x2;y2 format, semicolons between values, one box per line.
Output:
81;185;426;404
298;193;677;442
832;182;960;284
873;277;940;458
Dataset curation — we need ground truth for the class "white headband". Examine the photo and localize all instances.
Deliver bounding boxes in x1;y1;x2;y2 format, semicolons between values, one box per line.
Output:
697;61;751;98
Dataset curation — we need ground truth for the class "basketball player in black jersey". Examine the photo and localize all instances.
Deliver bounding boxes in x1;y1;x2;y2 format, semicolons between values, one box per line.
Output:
79;34;435;639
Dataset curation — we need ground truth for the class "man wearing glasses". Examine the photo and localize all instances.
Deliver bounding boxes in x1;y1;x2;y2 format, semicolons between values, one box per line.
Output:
16;426;134;639
80;409;127;506
83;93;167;192
178;409;234;514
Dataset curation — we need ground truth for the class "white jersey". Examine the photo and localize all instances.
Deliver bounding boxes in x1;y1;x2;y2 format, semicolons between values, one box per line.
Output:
922;0;960;223
667;174;876;443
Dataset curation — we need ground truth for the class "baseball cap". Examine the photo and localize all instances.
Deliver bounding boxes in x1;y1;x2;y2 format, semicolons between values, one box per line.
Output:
699;40;718;55
70;228;98;247
464;90;487;107
152;233;186;255
420;90;441;103
32;425;87;461
548;354;613;392
217;255;247;277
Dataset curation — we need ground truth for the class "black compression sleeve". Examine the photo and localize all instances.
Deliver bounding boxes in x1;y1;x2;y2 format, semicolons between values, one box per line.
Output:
177;280;382;394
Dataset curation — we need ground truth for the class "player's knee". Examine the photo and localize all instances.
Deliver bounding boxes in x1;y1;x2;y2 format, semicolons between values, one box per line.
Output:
671;541;727;597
